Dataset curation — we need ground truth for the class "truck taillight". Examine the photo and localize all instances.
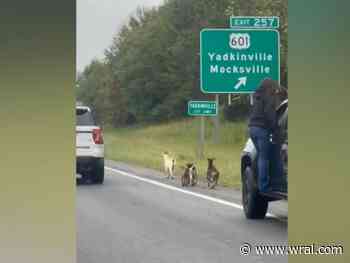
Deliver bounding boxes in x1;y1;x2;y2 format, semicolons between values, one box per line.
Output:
92;128;104;144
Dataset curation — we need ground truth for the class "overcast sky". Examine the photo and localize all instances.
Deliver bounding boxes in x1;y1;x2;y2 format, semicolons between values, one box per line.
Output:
77;0;164;72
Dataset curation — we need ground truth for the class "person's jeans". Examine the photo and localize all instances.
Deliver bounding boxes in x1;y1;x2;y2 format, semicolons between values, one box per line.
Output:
249;126;270;193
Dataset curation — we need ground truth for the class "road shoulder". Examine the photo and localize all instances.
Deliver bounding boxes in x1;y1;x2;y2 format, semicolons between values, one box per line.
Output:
105;160;288;220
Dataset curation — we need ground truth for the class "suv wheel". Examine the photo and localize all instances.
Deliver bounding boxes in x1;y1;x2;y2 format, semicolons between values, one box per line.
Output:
242;166;268;219
92;159;104;184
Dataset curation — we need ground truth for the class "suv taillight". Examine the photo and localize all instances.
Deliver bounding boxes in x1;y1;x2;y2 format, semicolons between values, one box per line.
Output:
92;128;104;144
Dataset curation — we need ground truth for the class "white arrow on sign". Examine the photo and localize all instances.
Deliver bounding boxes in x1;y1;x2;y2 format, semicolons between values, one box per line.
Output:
234;77;247;90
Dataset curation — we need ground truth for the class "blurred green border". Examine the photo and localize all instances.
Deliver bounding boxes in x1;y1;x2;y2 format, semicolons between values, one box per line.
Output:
0;1;75;262
289;0;349;261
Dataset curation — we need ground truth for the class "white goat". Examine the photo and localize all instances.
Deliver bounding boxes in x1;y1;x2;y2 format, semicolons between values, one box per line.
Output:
162;152;176;179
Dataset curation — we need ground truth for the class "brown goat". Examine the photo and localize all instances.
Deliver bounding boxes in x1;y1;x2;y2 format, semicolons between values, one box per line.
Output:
182;163;198;187
207;158;219;189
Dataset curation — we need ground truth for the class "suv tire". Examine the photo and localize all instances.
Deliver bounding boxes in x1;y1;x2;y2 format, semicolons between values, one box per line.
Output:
242;166;268;219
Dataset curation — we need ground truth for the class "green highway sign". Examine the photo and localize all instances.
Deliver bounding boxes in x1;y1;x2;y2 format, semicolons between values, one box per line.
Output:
200;28;280;93
187;100;217;116
230;16;280;29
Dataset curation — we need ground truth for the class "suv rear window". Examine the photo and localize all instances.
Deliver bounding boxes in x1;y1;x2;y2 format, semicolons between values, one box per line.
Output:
76;108;95;126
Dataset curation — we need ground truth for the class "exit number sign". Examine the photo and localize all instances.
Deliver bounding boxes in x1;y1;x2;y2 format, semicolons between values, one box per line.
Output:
230;16;279;29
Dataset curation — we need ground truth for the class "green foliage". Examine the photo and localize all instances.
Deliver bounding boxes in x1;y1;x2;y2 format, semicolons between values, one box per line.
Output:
77;0;288;126
76;60;127;127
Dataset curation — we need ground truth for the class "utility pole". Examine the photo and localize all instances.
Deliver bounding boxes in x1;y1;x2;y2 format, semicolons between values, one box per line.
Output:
250;94;254;105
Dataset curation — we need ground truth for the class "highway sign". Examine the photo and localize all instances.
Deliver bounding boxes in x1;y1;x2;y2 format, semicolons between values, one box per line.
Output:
187;100;217;116
200;28;280;93
230;16;280;29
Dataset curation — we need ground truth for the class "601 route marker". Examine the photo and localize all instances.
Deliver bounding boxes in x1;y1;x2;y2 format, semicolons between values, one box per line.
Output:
200;28;280;93
187;100;217;116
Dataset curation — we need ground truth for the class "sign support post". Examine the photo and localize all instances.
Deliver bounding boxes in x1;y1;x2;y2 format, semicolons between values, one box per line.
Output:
213;94;220;144
198;116;205;159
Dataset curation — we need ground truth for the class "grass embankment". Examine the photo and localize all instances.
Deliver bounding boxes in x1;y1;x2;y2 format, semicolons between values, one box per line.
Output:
104;118;248;188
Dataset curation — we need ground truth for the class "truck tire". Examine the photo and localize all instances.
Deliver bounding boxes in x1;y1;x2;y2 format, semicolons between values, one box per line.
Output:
92;158;104;184
242;166;268;219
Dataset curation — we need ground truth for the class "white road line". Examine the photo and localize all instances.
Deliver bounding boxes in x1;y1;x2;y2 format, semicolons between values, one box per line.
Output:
105;166;276;218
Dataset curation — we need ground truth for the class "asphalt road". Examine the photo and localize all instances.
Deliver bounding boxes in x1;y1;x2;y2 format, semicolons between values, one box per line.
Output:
77;161;287;263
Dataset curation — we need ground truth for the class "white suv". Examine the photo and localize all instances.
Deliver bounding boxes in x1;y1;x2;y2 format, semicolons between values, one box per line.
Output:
76;106;104;184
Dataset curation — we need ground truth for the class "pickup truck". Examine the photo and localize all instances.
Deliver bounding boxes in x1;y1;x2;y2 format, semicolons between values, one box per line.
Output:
240;99;288;218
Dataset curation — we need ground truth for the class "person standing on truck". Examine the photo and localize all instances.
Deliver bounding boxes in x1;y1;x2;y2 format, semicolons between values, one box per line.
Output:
248;78;280;193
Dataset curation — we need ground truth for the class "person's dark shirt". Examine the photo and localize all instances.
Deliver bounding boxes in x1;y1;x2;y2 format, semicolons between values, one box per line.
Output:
248;85;277;133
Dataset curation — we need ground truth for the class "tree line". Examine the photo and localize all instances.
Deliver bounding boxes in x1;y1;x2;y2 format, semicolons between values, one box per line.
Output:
76;0;287;127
